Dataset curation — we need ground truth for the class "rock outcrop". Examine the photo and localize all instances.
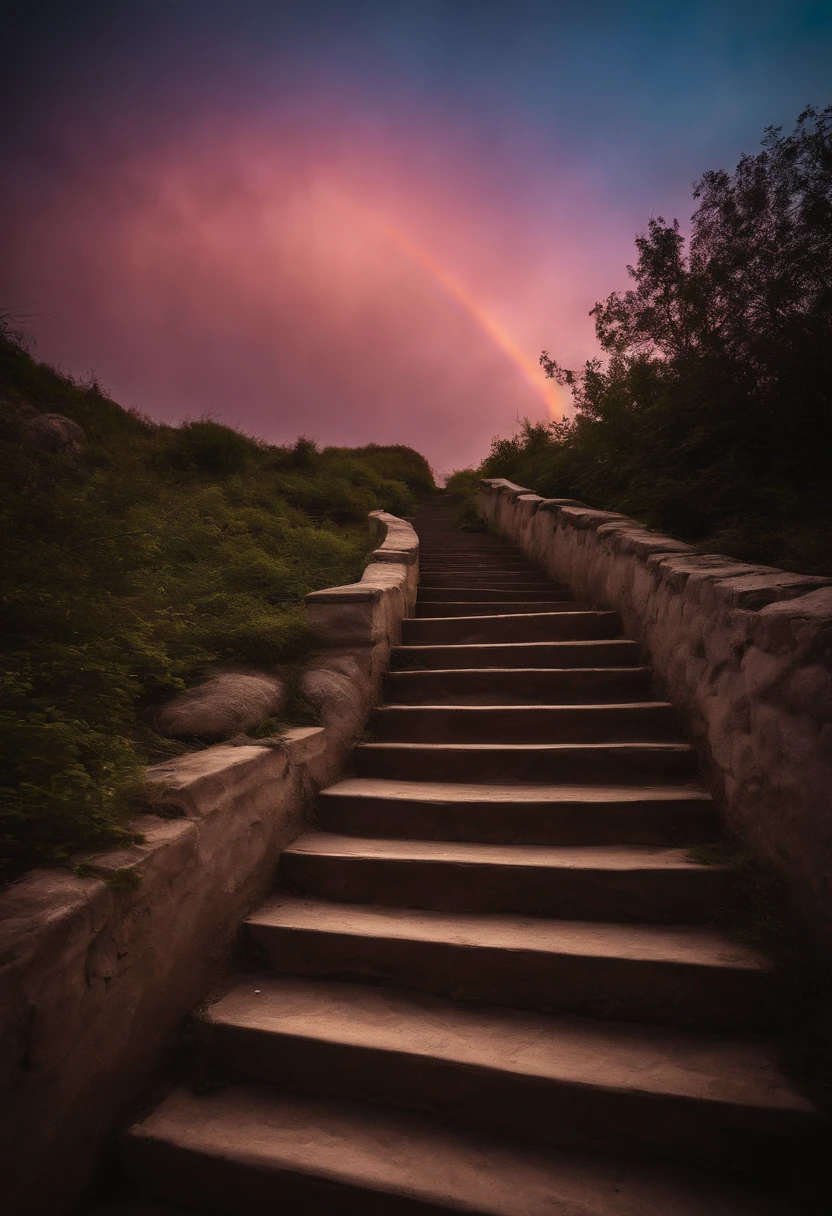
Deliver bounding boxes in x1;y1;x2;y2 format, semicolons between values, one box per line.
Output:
22;412;86;455
155;670;288;740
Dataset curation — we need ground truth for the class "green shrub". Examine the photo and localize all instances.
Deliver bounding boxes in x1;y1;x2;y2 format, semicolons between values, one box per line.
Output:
165;419;258;477
444;469;486;530
325;443;435;496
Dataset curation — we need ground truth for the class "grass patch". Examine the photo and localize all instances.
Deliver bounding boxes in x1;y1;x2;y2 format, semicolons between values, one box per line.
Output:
0;325;433;882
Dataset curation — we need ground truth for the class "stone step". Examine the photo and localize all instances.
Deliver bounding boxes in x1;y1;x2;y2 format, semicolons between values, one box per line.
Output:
418;569;541;578
198;978;820;1174
402;612;620;645
85;1200;192;1215
391;640;641;670
415;573;561;586
317;777;718;845
419;540;523;548
419;586;571;601
418;547;528;554
417;600;585;616
384;665;653;704
371;703;680;743
248;896;767;1031
354;740;697;784
418;561;535;571
121;1085;803;1216
280;833;730;922
419;553;530;558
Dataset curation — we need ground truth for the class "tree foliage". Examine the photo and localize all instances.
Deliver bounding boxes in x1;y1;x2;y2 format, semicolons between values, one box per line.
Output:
485;106;832;571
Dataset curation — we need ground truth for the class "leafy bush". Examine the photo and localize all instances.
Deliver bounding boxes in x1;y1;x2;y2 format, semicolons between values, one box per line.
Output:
444;468;486;530
483;106;832;573
166;419;257;477
0;329;434;881
325;443;435;495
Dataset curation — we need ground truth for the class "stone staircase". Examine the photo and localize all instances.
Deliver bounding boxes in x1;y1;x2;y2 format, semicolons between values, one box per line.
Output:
119;498;821;1214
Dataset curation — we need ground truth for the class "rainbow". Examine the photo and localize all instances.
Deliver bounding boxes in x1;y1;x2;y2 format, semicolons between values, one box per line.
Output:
378;217;564;420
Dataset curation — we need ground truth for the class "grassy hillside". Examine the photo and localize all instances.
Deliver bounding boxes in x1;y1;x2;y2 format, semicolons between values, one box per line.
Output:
0;325;433;882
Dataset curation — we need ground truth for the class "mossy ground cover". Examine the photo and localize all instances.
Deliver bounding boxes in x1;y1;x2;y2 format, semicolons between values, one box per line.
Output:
0;327;433;882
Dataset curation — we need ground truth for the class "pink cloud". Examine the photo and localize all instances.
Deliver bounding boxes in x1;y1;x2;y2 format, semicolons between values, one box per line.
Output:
2;105;636;473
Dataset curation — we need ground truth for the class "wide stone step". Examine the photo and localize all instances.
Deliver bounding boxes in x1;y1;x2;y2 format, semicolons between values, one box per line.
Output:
419;559;536;569
121;1085;802;1216
197;978;820;1174
280;834;730;922
418;570;541;580
419;547;525;556
372;703;680;743
416;573;561;586
417;600;584;616
421;555;528;561
385;666;653;704
391;640;641;670
402;612;620;645
84;1199;188;1215
248;896;767;1030
317;777;718;845
419;586;571;601
354;740;697;784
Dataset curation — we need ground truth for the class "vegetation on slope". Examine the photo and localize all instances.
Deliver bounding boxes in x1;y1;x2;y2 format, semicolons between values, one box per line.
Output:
0;325;433;882
465;106;832;574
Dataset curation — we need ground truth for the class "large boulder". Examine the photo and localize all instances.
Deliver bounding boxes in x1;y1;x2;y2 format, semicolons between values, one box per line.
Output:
22;413;86;455
156;671;288;740
299;656;368;751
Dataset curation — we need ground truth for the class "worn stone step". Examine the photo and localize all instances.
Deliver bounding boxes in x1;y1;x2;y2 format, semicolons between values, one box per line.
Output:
418;586;571;601
371;703;680;743
83;1199;192;1215
391;640;642;670
417;600;584;616
415;573;560;586
421;563;536;570
402;612;620;645
85;1202;194;1215
354;740;697;784
121;1085;803;1216
280;834;730;922
385;666;654;704
418;570;541;580
248;896;767;1031
317;777;718;845
200;978;820;1174
418;546;524;555
419;556;541;562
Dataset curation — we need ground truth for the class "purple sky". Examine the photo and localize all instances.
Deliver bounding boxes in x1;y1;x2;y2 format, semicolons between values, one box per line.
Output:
2;1;831;475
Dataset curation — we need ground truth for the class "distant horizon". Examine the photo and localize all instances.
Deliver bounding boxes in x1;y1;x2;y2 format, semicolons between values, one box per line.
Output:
2;0;831;474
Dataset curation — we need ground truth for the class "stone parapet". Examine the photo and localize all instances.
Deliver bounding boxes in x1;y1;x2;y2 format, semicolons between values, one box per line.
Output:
0;509;418;1216
479;478;832;949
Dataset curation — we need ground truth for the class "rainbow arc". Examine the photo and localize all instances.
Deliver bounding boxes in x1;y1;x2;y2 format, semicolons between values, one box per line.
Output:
377;216;564;420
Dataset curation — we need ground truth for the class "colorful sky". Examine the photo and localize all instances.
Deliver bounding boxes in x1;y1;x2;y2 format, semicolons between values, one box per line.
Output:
2;1;831;475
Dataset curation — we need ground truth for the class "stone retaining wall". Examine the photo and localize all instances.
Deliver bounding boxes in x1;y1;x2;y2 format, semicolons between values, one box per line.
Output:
479;478;832;949
0;509;418;1216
